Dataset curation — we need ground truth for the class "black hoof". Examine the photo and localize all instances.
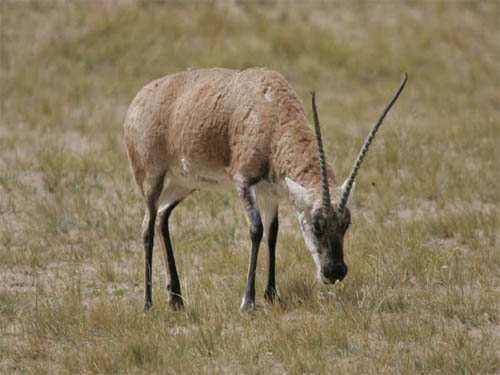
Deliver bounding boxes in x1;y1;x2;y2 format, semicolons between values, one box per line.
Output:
169;294;184;309
264;288;279;303
240;298;255;314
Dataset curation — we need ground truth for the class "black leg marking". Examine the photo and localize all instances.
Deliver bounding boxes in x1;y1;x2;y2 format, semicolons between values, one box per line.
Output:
238;183;263;313
143;214;155;311
142;177;164;311
264;213;279;303
143;204;158;311
158;201;183;308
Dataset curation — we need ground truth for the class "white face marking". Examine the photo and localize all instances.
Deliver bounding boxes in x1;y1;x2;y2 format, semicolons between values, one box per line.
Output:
264;87;272;102
296;210;322;280
285;178;322;279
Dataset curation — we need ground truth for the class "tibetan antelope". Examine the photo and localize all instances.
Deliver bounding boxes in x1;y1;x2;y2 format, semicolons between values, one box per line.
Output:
124;68;407;312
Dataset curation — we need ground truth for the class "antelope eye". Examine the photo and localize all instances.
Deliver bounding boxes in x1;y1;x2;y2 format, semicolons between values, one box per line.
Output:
313;217;326;235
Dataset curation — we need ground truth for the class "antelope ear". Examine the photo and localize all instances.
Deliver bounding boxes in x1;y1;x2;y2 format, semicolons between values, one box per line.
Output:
340;179;356;207
285;177;309;209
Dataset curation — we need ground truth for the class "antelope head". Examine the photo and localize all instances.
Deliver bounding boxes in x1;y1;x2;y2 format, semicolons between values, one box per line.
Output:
287;73;408;284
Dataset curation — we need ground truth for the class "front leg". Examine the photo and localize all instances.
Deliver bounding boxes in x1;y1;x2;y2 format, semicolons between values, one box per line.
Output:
264;212;279;302
237;182;263;313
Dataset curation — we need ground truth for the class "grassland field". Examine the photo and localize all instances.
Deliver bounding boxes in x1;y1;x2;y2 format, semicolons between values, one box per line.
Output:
0;1;499;374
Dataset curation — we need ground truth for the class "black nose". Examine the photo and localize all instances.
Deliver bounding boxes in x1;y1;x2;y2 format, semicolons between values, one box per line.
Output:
321;262;348;283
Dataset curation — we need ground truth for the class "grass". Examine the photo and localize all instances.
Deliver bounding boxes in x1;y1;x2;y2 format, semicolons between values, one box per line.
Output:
1;0;499;374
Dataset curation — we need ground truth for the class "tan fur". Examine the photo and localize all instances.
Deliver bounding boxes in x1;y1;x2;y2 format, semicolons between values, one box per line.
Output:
123;67;337;197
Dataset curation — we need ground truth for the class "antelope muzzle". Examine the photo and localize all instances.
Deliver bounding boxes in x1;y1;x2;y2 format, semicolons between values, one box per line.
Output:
321;261;348;284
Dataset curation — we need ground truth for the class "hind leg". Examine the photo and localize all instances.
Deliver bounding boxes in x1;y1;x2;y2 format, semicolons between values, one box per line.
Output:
156;182;192;308
141;175;165;311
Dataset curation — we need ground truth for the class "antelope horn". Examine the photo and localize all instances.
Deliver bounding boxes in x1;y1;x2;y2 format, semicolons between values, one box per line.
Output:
338;72;408;214
311;91;332;215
